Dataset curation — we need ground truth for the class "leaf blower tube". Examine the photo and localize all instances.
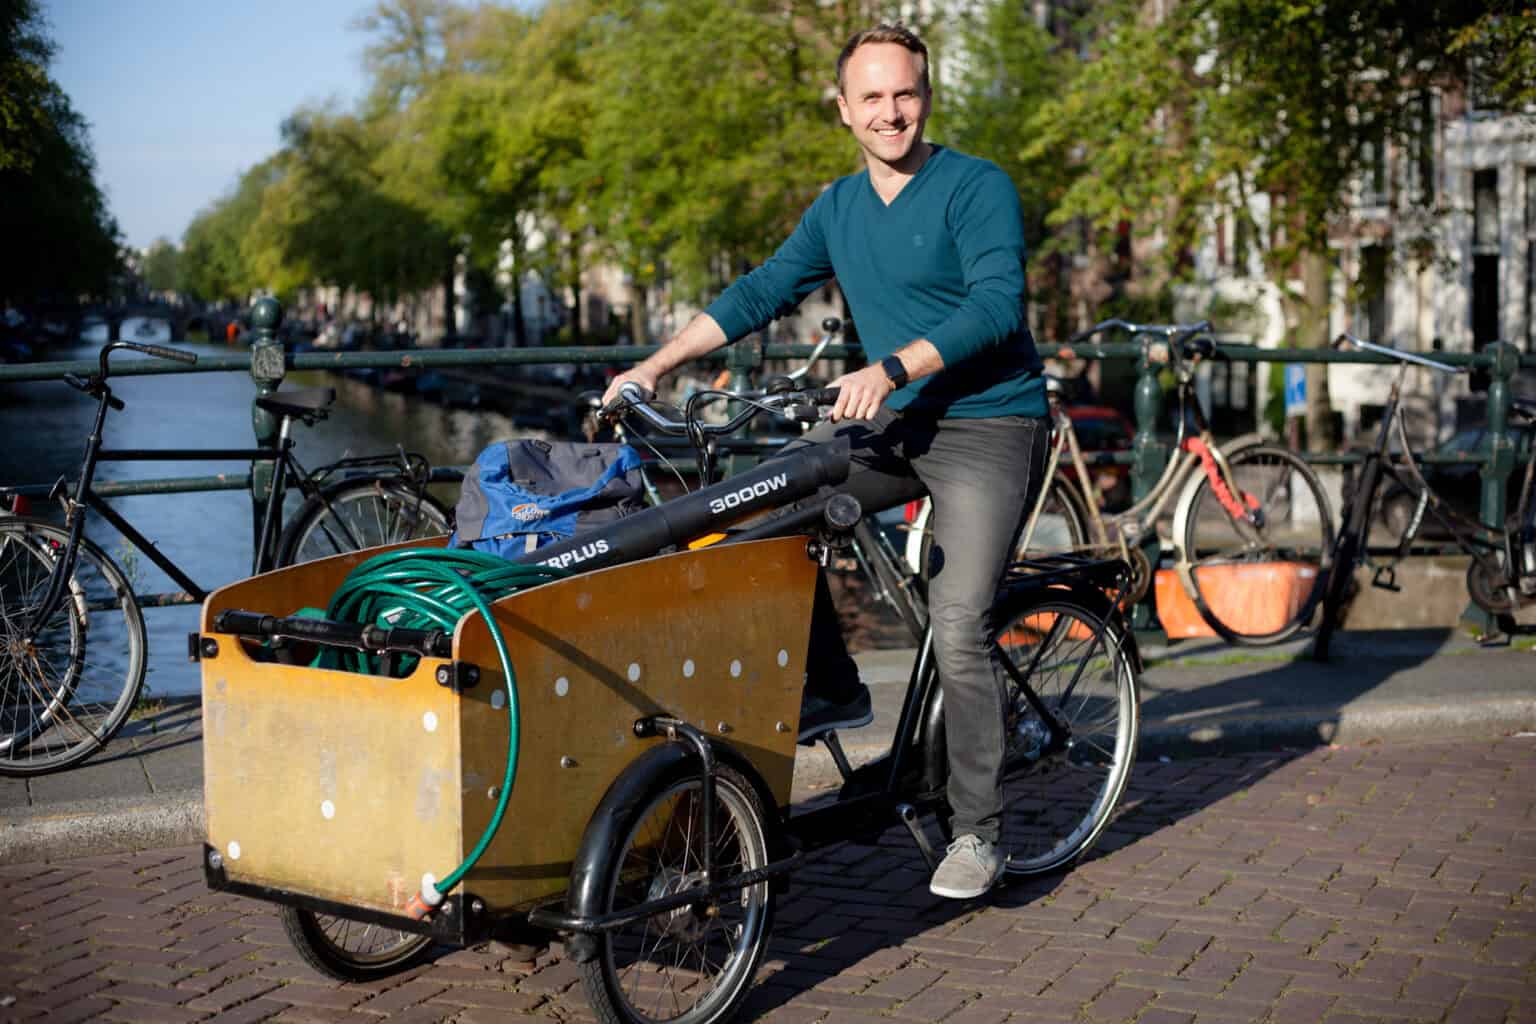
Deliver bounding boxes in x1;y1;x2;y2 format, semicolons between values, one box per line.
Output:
515;439;851;573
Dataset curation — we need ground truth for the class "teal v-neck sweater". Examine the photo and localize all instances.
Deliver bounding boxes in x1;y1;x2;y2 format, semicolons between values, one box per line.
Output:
705;145;1045;419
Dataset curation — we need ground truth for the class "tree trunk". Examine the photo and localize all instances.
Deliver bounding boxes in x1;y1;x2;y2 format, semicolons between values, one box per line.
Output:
442;258;457;341
1299;249;1335;451
510;226;528;347
629;278;648;345
568;237;583;345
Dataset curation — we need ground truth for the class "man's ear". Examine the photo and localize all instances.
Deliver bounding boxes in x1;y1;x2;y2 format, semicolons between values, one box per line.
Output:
835;91;851;128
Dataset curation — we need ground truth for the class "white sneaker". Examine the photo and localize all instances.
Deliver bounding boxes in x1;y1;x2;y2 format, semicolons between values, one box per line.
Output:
928;834;1005;899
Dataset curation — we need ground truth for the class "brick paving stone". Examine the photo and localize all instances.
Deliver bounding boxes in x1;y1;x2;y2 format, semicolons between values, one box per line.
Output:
7;738;1536;1022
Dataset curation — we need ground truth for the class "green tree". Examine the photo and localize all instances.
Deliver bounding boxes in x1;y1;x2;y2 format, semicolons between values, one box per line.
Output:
1026;0;1531;447
140;238;180;294
180;157;282;302
0;0;121;304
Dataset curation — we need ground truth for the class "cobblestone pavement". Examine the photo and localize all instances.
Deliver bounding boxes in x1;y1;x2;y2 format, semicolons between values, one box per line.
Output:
3;736;1534;1024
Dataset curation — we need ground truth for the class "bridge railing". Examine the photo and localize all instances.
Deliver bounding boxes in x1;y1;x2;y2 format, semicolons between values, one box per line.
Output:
4;298;1533;632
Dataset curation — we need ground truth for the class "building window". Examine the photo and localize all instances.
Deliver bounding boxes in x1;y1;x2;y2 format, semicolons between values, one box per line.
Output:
1473;169;1500;347
1413;91;1436;204
1526;167;1535;352
1358;245;1387;343
1360;120;1389;207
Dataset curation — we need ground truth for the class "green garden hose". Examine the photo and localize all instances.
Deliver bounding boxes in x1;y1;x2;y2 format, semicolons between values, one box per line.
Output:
323;547;567;918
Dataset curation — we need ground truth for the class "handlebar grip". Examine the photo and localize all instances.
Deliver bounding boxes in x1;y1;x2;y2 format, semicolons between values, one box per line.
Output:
134;343;197;364
1333;333;1353;350
804;387;840;405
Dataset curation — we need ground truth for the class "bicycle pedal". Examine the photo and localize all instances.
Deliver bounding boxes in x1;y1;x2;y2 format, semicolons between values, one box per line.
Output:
1371;566;1400;592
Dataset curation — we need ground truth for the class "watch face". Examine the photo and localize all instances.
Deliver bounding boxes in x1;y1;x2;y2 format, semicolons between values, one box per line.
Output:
883;356;907;387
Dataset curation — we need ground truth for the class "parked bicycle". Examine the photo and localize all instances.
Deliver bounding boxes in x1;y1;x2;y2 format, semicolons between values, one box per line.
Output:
906;319;1335;645
1313;334;1536;661
0;341;452;775
201;379;1142;1024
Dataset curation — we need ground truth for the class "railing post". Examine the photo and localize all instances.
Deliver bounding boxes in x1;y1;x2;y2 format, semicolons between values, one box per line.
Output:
1131;342;1169;630
248;297;286;562
1464;340;1520;633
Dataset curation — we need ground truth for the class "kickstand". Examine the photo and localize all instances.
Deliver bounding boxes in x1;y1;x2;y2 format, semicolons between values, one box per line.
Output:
896;803;940;872
821;729;854;782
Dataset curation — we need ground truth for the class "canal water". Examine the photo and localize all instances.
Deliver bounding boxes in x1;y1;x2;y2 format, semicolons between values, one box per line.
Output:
1;340;558;698
2;340;907;701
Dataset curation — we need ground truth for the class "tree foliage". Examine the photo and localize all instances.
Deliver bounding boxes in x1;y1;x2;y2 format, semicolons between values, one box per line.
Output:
0;0;121;304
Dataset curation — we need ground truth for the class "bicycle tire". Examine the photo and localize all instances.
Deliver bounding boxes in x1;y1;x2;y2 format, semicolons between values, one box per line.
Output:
580;762;774;1024
275;477;453;566
856;519;927;642
928;587;1140;877
279;906;434;982
0;518;147;776
1177;444;1334;645
1313;458;1377;662
918;476;1091;581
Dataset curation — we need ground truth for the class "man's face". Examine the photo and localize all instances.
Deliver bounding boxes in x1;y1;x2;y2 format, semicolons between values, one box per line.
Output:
836;42;930;170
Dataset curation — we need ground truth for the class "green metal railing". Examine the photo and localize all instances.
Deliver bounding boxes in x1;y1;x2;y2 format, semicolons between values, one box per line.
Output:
5;297;1533;629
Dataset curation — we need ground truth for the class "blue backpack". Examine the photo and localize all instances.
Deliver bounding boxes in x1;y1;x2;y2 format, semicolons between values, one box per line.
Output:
451;439;645;558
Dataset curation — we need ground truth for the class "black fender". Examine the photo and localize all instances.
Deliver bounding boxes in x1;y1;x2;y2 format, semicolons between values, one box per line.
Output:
561;739;785;963
919;582;1141;798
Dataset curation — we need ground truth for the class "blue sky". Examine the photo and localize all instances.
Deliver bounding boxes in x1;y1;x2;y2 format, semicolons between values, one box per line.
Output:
45;0;375;250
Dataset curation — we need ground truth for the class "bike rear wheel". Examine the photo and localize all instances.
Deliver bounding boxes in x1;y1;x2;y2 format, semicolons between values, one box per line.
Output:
1178;444;1333;645
993;592;1139;876
279;906;434;982
0;519;147;776
276;477;453;566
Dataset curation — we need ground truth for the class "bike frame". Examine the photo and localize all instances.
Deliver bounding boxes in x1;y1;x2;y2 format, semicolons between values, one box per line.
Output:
1019;342;1251;561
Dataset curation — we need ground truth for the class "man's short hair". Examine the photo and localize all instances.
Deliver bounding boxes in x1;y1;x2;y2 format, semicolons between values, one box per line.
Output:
836;24;930;96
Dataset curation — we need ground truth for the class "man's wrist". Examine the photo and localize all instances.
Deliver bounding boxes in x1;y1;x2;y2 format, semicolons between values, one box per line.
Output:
880;354;910;390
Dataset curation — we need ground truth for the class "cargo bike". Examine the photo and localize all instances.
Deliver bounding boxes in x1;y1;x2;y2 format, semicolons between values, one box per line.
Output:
195;382;1140;1024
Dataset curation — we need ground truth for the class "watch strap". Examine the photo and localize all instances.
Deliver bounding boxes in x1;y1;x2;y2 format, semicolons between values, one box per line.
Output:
880;354;909;390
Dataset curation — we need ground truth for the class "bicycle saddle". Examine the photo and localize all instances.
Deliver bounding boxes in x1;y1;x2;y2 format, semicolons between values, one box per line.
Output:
255;387;337;422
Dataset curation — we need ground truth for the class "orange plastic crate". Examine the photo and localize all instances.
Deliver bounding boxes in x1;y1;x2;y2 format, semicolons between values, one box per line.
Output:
1155;563;1317;638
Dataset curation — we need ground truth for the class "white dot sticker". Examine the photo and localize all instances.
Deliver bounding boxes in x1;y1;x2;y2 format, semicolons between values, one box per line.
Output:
628;662;641;682
227;841;241;861
555;677;570;697
730;659;742;678
683;659;695;679
320;801;335;820
777;649;789;667
491;690;505;710
422;711;438;733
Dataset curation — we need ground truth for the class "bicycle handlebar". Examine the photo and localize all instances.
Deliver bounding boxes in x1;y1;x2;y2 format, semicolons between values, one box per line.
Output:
97;340;198;379
1333;334;1464;375
1068;318;1214;346
612;381;840;438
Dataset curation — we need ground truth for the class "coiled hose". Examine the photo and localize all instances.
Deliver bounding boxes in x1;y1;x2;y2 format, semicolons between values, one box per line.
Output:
324;548;568;917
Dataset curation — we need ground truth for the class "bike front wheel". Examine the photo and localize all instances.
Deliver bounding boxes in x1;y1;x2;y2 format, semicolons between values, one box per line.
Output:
0;518;147;776
275;477;453;566
580;763;774;1024
1177;444;1333;645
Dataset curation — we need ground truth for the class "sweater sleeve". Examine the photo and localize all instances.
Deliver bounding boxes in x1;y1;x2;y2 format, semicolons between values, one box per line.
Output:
924;164;1028;366
704;191;835;342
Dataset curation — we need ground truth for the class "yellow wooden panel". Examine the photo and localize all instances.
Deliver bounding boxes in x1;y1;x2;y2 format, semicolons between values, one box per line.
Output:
454;537;813;910
200;534;814;917
201;641;462;915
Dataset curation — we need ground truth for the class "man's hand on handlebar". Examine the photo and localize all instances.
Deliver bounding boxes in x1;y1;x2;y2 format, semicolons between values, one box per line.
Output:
825;363;894;423
601;367;659;410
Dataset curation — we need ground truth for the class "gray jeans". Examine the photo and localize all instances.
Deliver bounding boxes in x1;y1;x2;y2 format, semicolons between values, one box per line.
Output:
783;408;1050;843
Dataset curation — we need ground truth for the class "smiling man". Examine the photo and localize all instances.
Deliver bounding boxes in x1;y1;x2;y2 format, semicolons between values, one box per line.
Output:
603;24;1048;900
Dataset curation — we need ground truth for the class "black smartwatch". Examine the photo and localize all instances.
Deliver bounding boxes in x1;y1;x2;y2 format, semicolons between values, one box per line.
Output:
880;354;909;390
